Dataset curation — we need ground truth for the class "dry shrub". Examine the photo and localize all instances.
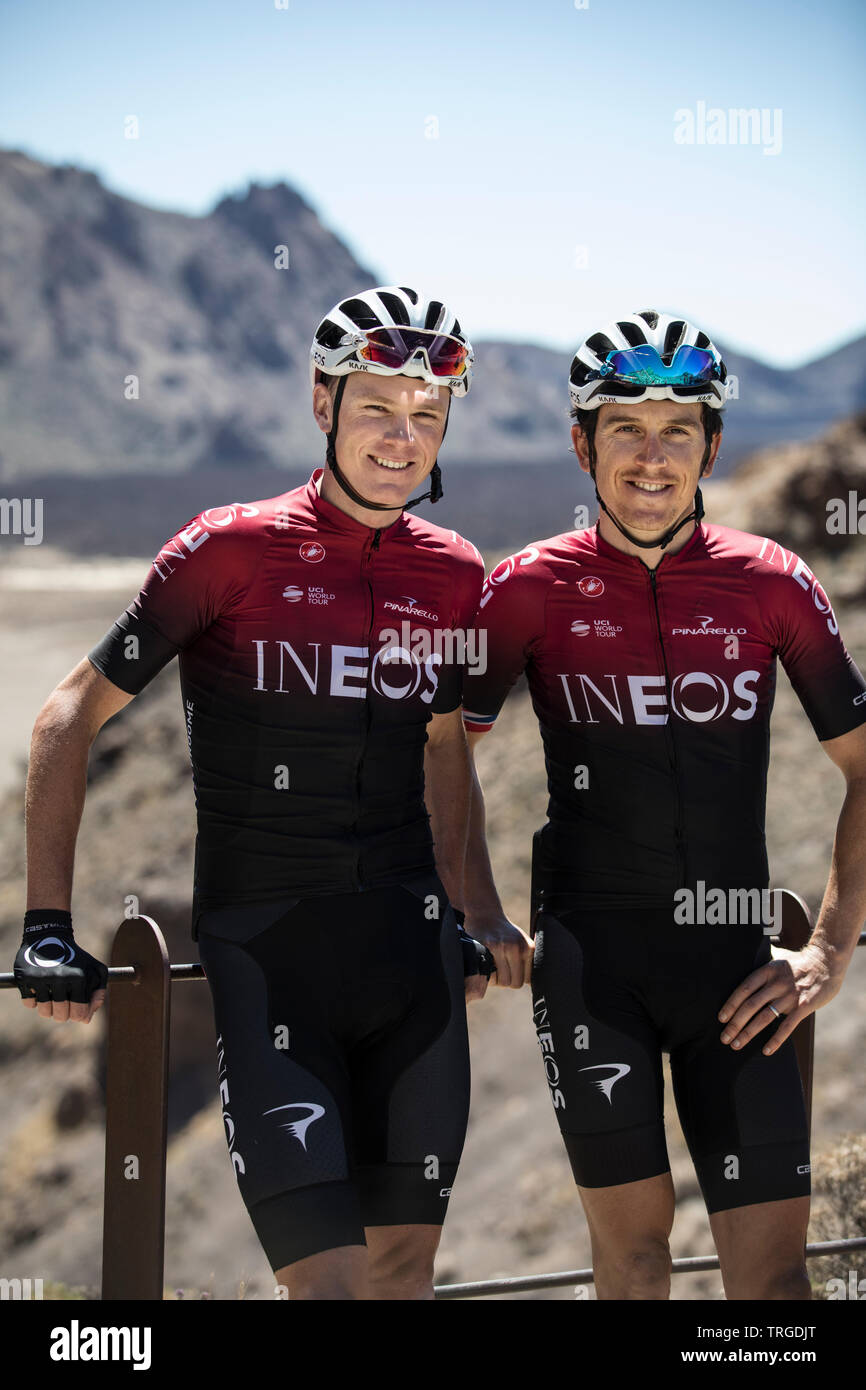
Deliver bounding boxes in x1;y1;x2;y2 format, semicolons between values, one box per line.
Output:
810;1133;866;1299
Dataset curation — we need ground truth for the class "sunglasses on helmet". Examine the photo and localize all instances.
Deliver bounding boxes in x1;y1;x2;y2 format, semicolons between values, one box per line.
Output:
344;327;471;378
589;344;722;388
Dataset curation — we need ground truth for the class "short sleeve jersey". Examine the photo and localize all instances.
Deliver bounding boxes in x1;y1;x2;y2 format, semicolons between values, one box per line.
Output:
462;521;866;909
88;470;483;927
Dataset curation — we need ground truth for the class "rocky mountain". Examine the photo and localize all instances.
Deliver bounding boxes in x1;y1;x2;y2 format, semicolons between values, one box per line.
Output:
0;148;376;480
701;410;866;604
1;147;865;484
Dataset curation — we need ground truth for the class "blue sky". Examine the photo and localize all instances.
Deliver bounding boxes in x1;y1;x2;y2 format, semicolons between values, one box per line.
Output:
2;0;864;366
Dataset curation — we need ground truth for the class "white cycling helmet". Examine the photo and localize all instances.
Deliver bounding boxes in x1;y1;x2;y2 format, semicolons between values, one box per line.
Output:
310;285;473;396
569;310;728;411
309;286;472;512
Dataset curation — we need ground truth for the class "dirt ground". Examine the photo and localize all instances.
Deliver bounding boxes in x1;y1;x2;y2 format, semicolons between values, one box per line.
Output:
0;544;864;1301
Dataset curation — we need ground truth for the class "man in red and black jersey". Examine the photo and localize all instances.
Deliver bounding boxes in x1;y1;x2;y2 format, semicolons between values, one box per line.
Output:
16;286;492;1300
461;311;866;1300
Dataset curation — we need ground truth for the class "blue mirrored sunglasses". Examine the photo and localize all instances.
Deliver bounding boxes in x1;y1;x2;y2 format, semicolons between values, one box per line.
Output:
589;344;720;387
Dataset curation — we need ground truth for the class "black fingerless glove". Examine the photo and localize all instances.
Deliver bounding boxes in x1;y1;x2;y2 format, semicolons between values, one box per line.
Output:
14;910;108;1004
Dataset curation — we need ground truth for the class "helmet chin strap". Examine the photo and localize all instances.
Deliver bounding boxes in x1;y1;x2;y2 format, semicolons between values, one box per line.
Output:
325;376;448;513
595;484;704;551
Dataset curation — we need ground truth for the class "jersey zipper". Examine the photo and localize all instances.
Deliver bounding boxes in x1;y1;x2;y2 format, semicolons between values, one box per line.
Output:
648;565;686;886
351;528;382;885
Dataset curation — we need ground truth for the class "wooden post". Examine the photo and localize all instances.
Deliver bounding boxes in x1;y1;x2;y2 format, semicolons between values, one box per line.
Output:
101;916;170;1300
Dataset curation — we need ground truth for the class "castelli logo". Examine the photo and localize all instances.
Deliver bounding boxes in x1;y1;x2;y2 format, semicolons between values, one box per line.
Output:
578;576;604;597
299;542;326;563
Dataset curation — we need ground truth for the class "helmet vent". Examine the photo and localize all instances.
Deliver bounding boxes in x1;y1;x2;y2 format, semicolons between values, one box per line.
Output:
338;297;380;329
317;317;348;350
378;290;412;325
618;320;648;347
585;332;616;358
662;319;686;357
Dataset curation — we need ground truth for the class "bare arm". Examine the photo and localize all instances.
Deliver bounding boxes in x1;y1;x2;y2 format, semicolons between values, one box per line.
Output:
462;727;533;988
424;707;497;1003
423;706;473;912
806;720;866;971
719;721;866;1054
464;729;507;917
25;657;134;910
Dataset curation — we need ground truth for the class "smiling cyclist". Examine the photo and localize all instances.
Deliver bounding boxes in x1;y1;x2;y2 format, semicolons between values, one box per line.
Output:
460;309;866;1300
16;285;493;1301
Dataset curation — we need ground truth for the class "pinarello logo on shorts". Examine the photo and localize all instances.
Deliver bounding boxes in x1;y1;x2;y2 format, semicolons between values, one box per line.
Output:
578;576;604;597
299;542;326;563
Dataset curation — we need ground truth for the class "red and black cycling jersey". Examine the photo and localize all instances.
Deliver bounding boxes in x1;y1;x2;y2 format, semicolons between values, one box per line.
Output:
463;521;866;909
87;470;483;927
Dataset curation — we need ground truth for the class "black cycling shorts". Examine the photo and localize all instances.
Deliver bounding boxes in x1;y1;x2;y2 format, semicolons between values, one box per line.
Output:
196;876;470;1271
531;909;810;1214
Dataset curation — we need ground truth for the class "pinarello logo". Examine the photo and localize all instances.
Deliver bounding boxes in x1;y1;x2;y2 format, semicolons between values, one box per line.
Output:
283;585;304;602
299;542;325;563
571;620;591;636
578;576;604;597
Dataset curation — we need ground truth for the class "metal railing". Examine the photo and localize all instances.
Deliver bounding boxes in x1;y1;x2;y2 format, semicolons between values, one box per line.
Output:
2;860;865;1299
434;1238;866;1299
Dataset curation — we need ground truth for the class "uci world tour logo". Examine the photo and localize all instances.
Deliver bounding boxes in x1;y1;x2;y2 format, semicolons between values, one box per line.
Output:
263;1102;325;1150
